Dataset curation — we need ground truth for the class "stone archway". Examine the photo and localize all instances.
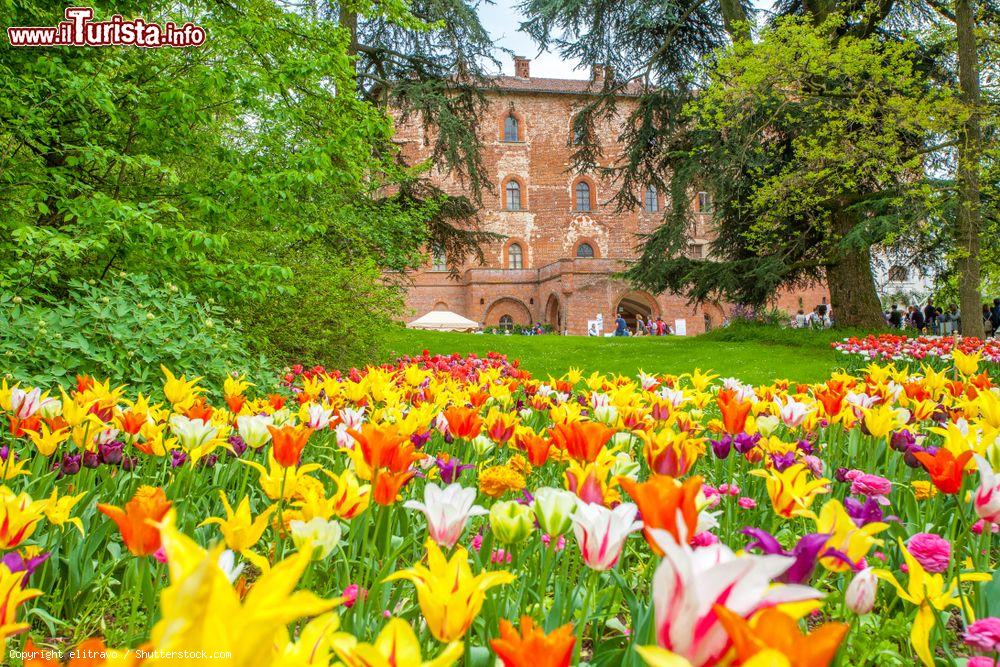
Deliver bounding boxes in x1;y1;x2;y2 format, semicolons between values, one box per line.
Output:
615;290;659;330
544;294;562;331
483;297;532;330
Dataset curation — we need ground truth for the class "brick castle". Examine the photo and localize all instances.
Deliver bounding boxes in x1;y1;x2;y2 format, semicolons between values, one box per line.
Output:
395;57;828;335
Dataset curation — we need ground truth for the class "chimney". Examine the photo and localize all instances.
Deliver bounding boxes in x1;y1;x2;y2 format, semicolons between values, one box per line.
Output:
591;63;612;84
514;56;530;79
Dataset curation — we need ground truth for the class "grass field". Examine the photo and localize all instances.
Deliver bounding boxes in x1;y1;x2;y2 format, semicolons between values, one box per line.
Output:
382;324;850;384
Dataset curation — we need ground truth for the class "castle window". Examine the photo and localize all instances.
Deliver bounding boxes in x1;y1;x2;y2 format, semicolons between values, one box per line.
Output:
499;314;514;331
888;265;909;282
504;115;519;143
696;191;712;213
505;180;522;211
508;243;523;269
431;243;446;271
645;186;659;213
575;181;591;212
576;243;595;258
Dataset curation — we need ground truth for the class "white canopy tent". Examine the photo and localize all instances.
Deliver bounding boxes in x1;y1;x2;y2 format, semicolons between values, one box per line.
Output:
406;310;481;332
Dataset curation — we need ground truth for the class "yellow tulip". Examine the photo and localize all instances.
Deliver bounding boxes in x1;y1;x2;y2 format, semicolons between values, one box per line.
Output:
797;499;887;571
331;617;463;667
385;539;515;642
862;404;905;439
145;512;340;667
749;463;829;519
24;422;70;456
199;491;274;553
160;365;203;405
873;539;991;666
952;349;981;377
241;453;321;501
0;487;45;549
0;563;43;654
59;388;96;427
40;489;85;535
323;469;371;520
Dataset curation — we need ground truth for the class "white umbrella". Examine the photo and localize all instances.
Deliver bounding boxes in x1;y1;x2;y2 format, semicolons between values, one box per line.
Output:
406;310;481;332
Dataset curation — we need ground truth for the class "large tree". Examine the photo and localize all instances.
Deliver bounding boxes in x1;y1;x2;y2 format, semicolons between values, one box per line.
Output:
521;0;992;328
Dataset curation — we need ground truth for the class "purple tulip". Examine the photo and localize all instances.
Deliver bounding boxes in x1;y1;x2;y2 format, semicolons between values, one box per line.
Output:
59;453;81;476
170;450;188;468
99;440;124;465
410;431;432;448
435;455;474;484
770;451;796;472
1;551;51;587
742;527;856;584
890;429;915;451
82;451;100;469
227;434;247;457
710;436;732;460
844;497;898;527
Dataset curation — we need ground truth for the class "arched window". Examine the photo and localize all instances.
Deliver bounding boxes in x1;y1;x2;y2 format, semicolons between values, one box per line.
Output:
644;186;659;213
696;191;712;213
504;114;519;142
505;180;522;211
499;314;514;331
576;242;595;258
575;181;591;212
571;115;587;146
431;243;446;271
508;243;523;269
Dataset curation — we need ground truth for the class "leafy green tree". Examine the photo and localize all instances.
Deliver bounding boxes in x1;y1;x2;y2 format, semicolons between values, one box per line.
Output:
0;1;445;363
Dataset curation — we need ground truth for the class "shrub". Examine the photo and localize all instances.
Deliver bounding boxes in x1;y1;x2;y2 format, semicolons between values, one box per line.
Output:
0;273;269;389
239;241;405;370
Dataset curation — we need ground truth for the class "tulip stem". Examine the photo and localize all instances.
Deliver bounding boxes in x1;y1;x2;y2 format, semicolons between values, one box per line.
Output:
575;569;599;664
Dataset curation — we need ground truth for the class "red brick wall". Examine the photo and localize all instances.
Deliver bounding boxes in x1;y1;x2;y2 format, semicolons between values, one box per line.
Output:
393;72;830;334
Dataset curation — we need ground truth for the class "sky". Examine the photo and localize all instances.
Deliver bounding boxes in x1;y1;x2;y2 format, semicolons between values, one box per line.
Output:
477;0;776;80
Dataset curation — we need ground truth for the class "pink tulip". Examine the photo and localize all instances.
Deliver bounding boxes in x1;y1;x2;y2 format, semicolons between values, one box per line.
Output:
647;529;823;666
907;533;951;573
845;567;877;614
973;455;1000;524
570;500;641;571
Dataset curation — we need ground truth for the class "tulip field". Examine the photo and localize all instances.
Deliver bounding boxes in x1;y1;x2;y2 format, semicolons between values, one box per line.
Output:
1;348;999;667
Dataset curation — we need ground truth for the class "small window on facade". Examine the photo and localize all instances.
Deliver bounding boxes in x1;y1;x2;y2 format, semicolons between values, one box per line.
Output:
499;314;514;331
575;181;591;212
576;243;595;258
645;186;659;213
505;180;522;211
504;114;519;142
508;243;523;269
431;243;446;271
690;243;704;259
696;191;712;213
572;117;586;146
888;265;909;282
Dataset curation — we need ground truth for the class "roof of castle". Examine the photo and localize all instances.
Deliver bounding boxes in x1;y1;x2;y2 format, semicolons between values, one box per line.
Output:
489;75;644;96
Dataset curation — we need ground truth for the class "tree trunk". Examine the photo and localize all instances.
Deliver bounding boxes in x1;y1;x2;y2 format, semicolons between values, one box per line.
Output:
954;0;985;337
826;210;887;329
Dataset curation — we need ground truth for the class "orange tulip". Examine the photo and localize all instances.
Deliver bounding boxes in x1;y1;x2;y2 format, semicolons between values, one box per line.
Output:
348;423;422;474
491;616;575;667
115;410;147;436
183;397;213;421
267;424;313;467
373;469;417;506
485;411;517;444
24;638;114;667
443;405;484;440
619;475;701;553
913;448;974;494
225;394;247;414
548;421;615;463
814;386;846;419
715;606;848;667
515;430;552;467
97;486;172;556
716;389;752;435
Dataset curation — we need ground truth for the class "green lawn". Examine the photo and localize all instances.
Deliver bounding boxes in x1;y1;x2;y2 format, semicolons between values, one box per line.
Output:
382;326;848;384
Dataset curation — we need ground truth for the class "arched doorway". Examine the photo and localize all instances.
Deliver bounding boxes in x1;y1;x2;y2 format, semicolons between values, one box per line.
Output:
483;297;532;330
544;294;562;331
615;291;657;330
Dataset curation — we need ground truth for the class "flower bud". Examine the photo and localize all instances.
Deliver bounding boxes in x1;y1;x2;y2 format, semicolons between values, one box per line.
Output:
489;500;533;544
290;517;342;559
532;487;577;537
845;567;877;615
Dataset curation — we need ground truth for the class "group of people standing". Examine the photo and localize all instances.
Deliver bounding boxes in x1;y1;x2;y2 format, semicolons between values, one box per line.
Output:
616;314;672;336
884;299;1000;336
792;304;833;329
